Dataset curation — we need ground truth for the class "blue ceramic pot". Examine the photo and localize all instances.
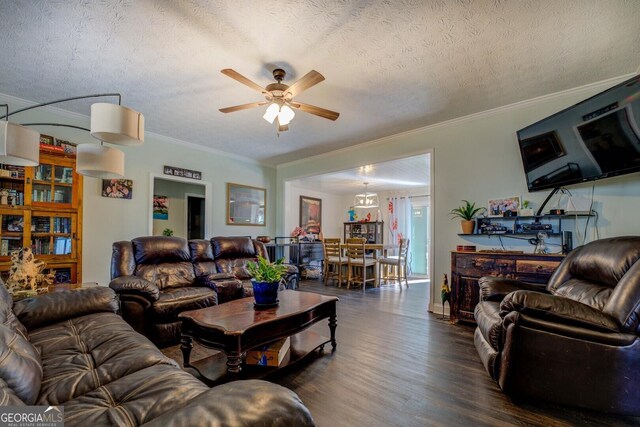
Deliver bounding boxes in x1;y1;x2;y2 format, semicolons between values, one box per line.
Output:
252;280;279;305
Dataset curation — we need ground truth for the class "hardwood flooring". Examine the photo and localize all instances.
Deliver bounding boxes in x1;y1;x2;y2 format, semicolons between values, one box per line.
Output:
163;280;640;426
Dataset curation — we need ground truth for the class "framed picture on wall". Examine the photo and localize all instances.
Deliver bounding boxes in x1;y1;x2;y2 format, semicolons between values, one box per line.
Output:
227;183;266;226
153;195;169;220
101;179;133;199
300;196;322;234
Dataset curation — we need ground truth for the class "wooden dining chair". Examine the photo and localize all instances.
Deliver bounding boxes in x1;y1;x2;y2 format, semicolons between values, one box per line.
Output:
346;242;377;290
377;238;410;288
323;238;345;286
346;237;367;244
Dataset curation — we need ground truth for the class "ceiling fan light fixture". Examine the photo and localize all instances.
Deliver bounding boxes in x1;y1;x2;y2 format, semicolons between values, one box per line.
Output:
278;105;295;126
263;103;280;124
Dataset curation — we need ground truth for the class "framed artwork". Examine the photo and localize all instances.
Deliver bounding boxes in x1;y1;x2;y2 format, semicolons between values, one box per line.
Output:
227;183;266;226
153;195;169;220
299;196;322;234
101;179;133;199
488;196;520;217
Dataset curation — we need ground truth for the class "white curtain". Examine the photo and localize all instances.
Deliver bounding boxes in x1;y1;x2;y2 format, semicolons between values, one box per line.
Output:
387;196;411;255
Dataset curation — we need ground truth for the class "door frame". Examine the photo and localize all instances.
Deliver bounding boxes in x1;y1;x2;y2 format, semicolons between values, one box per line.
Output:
184;192;205;239
148;173;213;238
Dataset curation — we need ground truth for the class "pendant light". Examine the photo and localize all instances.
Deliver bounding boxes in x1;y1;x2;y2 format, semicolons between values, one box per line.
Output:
354;182;379;208
0;94;144;179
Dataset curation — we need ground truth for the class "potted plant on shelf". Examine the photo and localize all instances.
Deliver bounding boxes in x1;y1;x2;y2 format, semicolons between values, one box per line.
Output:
520;200;534;217
450;200;486;234
247;256;288;307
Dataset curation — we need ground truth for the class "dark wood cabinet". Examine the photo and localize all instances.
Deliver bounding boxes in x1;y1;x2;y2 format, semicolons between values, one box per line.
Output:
450;251;564;323
343;221;383;244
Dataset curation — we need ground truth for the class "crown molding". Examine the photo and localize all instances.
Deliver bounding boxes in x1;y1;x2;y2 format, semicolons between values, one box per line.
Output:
277;72;637;169
0;92;272;168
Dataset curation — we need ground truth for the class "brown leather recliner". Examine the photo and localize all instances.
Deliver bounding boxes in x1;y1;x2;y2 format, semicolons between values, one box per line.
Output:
110;236;237;347
474;236;640;415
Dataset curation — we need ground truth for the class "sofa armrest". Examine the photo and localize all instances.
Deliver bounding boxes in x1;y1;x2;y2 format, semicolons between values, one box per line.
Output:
500;290;620;333
141;380;315;427
502;311;637;346
478;277;546;302
109;276;160;301
13;287;120;331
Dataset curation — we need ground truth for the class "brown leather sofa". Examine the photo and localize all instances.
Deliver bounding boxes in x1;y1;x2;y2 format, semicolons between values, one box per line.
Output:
474;236;640;415
110;236;298;347
0;284;315;426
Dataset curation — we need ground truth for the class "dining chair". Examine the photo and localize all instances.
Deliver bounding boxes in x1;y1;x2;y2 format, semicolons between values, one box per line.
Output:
346;237;367;244
322;238;345;286
377;238;410;288
346;242;377;290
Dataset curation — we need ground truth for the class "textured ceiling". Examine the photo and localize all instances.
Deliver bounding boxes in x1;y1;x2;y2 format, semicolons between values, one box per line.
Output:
290;154;430;194
0;1;639;165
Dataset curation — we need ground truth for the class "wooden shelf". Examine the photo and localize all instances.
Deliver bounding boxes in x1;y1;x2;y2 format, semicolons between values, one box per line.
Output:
189;329;331;386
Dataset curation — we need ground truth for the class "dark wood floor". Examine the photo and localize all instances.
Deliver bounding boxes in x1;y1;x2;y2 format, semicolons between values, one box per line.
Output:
163;279;640;427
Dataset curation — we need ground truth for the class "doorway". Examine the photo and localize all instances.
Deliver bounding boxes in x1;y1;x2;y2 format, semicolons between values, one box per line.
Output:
186;194;205;239
148;174;213;238
410;196;430;276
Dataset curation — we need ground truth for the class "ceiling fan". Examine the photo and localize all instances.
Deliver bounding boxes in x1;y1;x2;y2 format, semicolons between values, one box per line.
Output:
219;68;339;132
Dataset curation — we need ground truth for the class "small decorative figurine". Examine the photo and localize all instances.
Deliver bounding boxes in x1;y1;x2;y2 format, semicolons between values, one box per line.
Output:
441;273;451;319
348;206;356;222
5;247;55;298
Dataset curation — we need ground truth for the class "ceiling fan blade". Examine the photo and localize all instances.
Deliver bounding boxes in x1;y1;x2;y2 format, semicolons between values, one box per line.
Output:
221;69;269;95
284;70;325;97
291;102;340;121
219;101;268;113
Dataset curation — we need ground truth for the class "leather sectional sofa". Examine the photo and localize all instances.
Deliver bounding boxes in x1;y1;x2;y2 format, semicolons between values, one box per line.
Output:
474;236;640;415
0;284;314;426
110;236;298;347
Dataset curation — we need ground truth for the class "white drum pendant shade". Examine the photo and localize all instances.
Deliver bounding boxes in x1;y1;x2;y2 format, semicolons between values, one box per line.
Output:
0;121;40;167
90;103;144;146
76;144;125;179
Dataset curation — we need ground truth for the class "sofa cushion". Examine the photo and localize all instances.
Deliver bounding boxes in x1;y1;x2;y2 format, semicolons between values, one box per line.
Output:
0;377;25;406
28;312;178;405
189;239;218;276
211;236;255;259
0;284;28;339
151;287;217;318
132;236;192;265
135;263;195;290
215;258;254;280
61;364;209;427
550;278;612;311
0;324;42;405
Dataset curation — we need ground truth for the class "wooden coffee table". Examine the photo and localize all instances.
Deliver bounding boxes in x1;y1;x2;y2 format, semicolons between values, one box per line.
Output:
179;290;338;385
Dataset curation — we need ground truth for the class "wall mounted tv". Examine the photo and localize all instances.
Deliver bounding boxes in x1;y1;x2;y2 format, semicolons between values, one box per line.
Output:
517;75;640;192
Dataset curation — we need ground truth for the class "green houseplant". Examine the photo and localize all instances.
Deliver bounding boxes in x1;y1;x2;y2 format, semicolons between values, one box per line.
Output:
247;256;288;306
450;200;486;234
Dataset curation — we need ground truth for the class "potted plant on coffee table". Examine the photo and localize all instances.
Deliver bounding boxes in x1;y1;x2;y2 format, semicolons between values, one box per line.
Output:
450;200;486;234
247;256;288;308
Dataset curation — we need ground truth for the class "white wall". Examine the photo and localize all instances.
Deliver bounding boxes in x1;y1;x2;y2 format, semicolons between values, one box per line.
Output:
284;183;344;238
0;93;277;287
152;178;205;238
276;73;640;313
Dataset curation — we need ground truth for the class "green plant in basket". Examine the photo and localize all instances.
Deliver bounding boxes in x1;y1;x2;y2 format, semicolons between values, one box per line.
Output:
449;200;486;220
247;256;288;283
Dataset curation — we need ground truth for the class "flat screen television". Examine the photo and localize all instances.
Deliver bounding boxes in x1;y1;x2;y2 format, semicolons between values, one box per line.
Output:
517;75;640;192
